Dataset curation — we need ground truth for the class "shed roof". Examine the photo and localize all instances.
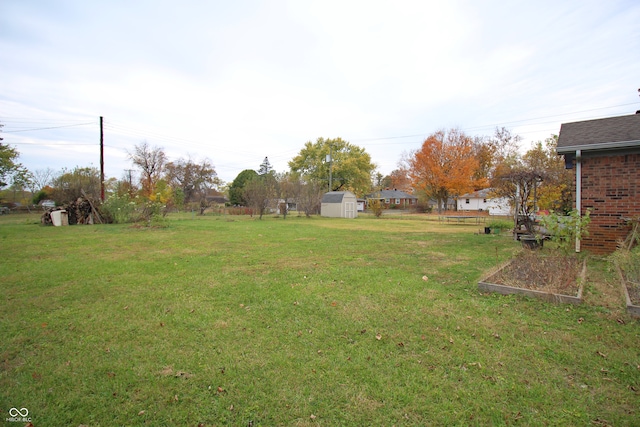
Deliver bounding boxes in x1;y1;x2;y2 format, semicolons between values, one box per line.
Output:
322;191;355;203
557;114;640;154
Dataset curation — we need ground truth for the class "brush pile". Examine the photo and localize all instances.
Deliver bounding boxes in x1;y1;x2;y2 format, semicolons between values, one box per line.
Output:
41;196;105;225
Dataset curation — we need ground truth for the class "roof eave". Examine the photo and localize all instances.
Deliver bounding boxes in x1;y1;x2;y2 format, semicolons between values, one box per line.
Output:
557;139;640;154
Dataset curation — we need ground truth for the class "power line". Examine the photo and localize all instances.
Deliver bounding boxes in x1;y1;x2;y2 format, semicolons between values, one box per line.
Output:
351;102;640;143
3;122;95;133
8;142;96;146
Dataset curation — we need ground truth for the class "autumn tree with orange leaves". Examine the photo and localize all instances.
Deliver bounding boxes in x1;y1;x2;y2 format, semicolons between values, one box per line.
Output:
409;128;487;213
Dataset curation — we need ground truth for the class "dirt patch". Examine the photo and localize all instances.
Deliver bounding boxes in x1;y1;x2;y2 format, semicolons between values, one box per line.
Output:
488;251;582;297
622;278;640;306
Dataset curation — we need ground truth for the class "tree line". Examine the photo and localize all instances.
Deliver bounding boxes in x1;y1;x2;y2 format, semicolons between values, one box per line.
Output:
1;121;570;221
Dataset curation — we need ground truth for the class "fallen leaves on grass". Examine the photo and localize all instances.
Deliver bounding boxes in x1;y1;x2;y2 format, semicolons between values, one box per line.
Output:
159;366;193;379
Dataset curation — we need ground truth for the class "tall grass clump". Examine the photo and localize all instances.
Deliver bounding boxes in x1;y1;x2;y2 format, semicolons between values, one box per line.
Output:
101;193;166;225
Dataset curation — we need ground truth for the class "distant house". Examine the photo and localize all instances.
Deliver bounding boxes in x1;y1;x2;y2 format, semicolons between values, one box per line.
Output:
320;191;358;218
457;188;512;216
427;197;456;212
557;114;640;254
365;189;417;210
205;195;229;206
274;198;297;213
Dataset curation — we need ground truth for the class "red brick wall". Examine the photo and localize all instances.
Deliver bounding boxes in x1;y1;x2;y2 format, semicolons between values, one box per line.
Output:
578;153;639;254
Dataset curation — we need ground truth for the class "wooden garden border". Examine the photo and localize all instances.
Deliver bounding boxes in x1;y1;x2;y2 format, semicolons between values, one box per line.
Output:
478;258;587;305
615;265;640;318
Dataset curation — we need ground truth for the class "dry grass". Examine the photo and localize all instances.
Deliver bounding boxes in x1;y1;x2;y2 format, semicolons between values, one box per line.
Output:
489;250;583;296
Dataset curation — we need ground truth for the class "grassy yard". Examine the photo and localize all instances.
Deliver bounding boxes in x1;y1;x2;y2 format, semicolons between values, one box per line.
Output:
1;212;638;426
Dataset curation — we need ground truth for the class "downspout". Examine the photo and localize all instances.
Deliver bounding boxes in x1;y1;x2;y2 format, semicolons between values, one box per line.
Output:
575;150;581;253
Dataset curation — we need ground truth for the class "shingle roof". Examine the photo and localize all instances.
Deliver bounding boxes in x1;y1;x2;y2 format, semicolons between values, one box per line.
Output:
460;188;492;198
322;191;348;203
557;114;640;153
366;189;417;199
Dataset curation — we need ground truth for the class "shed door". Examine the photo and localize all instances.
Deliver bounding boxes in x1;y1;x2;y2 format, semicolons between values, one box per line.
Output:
345;202;355;219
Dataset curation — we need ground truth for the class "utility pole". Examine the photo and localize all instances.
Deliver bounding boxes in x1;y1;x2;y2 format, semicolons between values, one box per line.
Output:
100;116;105;201
327;145;333;191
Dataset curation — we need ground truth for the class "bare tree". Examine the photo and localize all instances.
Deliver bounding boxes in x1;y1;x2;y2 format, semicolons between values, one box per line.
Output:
128;141;166;196
164;157;219;213
244;174;278;219
26;168;55;194
294;178;324;217
275;172;297;219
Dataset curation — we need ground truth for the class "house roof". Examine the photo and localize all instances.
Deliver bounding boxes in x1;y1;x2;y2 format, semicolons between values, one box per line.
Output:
366;189;417;199
557;114;640;154
460;188;493;199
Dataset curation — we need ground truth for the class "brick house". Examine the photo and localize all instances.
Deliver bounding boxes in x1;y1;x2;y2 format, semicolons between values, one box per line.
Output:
365;189;418;210
557;114;640;254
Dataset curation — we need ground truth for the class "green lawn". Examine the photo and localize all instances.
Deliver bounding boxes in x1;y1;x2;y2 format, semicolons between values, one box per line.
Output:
1;213;638;426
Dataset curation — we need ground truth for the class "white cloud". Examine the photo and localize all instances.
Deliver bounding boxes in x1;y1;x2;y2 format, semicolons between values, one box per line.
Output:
1;0;639;184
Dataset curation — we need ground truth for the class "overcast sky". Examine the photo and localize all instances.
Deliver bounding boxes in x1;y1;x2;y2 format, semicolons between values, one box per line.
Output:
1;0;639;185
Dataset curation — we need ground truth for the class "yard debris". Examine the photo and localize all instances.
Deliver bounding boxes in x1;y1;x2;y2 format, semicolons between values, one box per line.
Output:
41;195;105;225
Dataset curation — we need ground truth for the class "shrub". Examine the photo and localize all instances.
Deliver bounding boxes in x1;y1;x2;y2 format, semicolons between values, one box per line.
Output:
102;194;137;224
539;209;591;253
102;194;167;226
368;199;384;218
487;219;513;233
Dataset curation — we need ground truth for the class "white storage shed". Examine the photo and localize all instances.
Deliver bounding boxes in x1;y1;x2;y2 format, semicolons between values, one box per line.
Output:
321;191;358;218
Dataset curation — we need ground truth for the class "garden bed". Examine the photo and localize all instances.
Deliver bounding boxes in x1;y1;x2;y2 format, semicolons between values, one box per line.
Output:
479;250;586;305
615;266;640;318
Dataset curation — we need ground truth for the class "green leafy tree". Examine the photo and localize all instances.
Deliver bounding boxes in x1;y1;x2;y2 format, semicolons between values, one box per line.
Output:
0;127;22;188
229;169;258;206
50;167;101;204
288;137;375;196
